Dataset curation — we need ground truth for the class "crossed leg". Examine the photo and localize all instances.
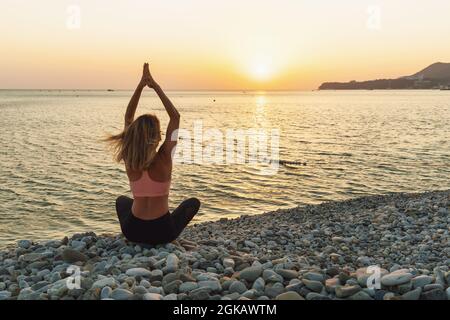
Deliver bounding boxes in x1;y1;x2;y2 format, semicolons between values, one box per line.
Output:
170;197;201;238
115;195;133;223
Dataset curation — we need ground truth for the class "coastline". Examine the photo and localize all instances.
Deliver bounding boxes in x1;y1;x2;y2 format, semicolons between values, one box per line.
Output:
0;189;448;300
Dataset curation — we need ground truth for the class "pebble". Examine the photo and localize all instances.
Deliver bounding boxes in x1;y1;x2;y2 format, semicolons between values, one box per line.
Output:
276;269;298;280
381;272;413;286
17;240;32;249
222;292;239;300
383;292;395;300
140;280;151;288
150;269;164;282
423;284;444;291
21;253;44;262
411;275;433;289
275;291;304;300
303;272;325;282
163;293;178;300
61;248;88;263
134;286;148;295
348;291;373;300
19;280;29;289
165;253;179;272
189;287;212;300
17;288;36;300
164;280;183;294
422;288;447;300
306;292;331;300
325;278;339;292
148;287;163;294
143;293;162;300
433;267;445;285
285;282;303;294
47;279;69;297
229;281;247;294
302;279;324;293
331;236;345;243
244;240;257;248
356;256;372;266
198;280;222;292
0;291;12;300
263;269;283;283
264;282;285;298
179;282;198;293
92;277;116;289
180;273;195;282
242;289;257;299
222;258;235;269
374;290;388;300
239;266;262;282
110;288;133;300
335;285;361;298
71;240;86;250
125;268;151;277
100;286;112;299
252;277;265;292
402;287;422;300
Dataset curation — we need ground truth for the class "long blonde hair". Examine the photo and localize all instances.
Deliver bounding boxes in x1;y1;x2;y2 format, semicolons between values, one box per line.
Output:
106;114;161;171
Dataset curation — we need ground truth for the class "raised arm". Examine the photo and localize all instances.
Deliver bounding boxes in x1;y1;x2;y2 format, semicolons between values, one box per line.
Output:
146;65;180;159
124;63;150;129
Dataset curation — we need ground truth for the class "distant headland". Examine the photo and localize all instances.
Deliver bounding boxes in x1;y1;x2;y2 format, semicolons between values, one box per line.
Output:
319;62;450;90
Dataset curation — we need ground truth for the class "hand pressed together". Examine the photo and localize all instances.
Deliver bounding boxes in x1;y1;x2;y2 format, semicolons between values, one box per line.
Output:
140;62;158;89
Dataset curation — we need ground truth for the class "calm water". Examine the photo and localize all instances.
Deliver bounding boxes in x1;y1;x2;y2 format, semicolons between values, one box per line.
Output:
0;90;449;246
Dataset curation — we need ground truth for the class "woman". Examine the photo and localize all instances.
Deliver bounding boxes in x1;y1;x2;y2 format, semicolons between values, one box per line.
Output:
107;63;200;245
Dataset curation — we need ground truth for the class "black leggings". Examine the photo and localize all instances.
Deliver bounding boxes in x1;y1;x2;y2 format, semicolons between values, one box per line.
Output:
115;196;200;246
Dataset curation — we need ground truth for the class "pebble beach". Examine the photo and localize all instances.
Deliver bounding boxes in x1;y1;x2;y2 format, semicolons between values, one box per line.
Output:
0;190;449;301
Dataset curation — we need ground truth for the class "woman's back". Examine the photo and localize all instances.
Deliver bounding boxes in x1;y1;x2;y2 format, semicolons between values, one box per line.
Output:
126;149;172;220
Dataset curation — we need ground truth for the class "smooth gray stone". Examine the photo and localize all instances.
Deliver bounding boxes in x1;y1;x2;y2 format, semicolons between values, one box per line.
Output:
239;266;263;282
110;288;133;300
302;279;324;293
229;281;247;294
402;288;422;300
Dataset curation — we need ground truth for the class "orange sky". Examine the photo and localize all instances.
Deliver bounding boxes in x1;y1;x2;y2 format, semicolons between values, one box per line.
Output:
1;0;450;90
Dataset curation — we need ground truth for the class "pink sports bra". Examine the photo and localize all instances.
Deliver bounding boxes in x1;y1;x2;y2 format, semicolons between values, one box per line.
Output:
129;170;171;197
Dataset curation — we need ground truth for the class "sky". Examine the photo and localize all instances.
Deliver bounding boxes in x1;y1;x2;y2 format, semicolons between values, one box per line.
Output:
1;0;450;90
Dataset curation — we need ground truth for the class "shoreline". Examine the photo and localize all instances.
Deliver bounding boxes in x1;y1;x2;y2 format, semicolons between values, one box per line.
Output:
0;189;448;300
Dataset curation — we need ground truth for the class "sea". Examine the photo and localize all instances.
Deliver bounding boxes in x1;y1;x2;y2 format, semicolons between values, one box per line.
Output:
0;89;449;246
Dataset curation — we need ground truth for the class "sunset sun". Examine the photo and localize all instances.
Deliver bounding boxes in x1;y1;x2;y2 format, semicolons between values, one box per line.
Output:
247;58;276;82
251;63;272;81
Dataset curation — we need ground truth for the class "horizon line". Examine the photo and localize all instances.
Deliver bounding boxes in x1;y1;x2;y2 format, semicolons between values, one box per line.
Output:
0;88;318;92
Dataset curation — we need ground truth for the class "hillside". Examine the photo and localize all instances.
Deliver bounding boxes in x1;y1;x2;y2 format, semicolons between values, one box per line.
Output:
319;62;450;90
405;62;450;80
